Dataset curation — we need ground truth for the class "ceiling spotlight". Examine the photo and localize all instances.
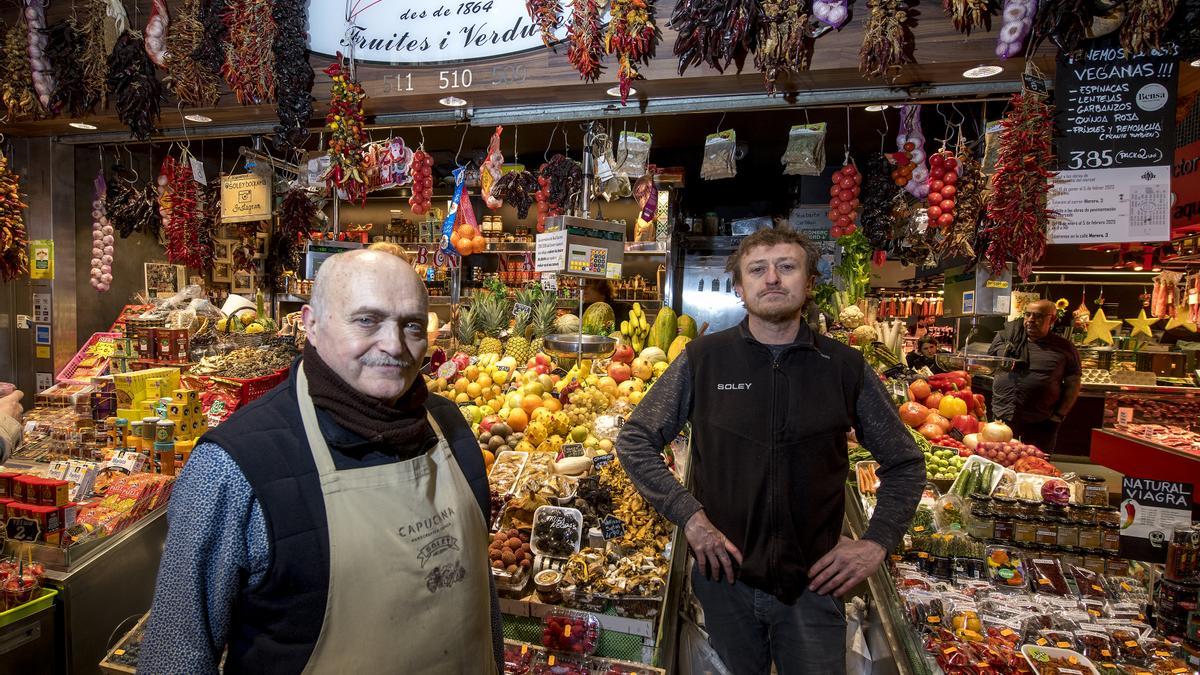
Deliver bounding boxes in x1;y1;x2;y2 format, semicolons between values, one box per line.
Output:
68;122;98;130
963;65;1003;78
865;104;889;112
183;113;213;123
438;96;467;107
606;86;637;97
1191;58;1200;67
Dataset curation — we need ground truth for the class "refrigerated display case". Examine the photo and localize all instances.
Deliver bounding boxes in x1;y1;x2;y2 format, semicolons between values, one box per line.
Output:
1090;386;1200;483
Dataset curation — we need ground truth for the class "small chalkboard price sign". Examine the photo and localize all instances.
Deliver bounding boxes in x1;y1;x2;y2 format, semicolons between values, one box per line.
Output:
592;453;615;470
561;443;585;458
601;515;626;540
6;517;41;542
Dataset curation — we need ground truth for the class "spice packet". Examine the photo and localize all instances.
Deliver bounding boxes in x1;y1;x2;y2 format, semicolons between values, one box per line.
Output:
700;130;737;181
781;123;826;176
615;132;651;179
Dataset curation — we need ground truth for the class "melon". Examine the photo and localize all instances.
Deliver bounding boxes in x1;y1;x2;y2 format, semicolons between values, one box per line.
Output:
667;335;691;363
648;307;678;352
677;314;698;340
554;314;581;334
639;347;668;364
581;302;615;335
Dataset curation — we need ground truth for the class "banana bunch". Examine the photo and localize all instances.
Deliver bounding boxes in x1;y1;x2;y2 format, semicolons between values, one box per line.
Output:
622;302;652;352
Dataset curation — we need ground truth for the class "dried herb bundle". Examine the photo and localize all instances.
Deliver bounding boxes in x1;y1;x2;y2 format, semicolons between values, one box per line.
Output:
165;0;221;106
859;155;901;254
671;0;761;75
80;0;114;108
107;31;162;140
605;0;659;103
755;0;812;93
1;23;40;119
272;0;314;150
194;0;228;73
1121;0;1178;55
567;0;604;82
0;155;29;283
265;187;317;291
492;171;541;219
1030;0;1094;55
222;0;276;105
982;91;1056;280
945;0;995;33
526;0;562;48
860;0;915;79
47;19;97;117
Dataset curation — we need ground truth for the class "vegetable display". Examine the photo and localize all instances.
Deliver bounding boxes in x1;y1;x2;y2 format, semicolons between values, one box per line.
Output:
79;0;118;111
272;0;315;150
106;31;162;140
492;170;541;219
925;149;959;229
144;0;170;68
939;150;983;260
814;0;851;27
833;230;873;306
323;57;369;204
1029;0;1093;55
755;0;812;93
89;173;114;292
859;0;914;79
538;154;583;230
264;187;315;291
1;21;37;119
605;0;659;103
481;126;505;210
945;0;995;33
995;0;1036;58
194;0;228;74
25;0;53;112
164;0;221;107
222;0;276;105
161;156;213;271
107;171;162;240
896;105;929;199
1121;0;1178;55
860;154;900;257
526;0;562;49
566;0;604;82
982;89;1056;280
0;154;29;283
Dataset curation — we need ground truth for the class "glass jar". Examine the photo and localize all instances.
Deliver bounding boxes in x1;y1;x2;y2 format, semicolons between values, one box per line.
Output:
1058;546;1083;570
967;497;994;540
1100;523;1121;552
1095;506;1121;527
1078;524;1103;549
1071;504;1097;526
1043;504;1070;522
1057;521;1080;548
992;497;1017;518
1014;516;1038;544
1035;517;1060;546
993;514;1015;542
1082;549;1108;575
1016;499;1043;517
1079;476;1109;507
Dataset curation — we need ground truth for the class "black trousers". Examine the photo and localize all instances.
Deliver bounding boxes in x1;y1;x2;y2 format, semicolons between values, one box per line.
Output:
1006;417;1061;453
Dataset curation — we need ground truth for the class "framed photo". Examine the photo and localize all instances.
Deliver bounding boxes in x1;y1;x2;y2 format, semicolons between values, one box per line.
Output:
144;262;186;298
213;239;235;262
212;261;232;283
254;233;269;259
231;270;255;295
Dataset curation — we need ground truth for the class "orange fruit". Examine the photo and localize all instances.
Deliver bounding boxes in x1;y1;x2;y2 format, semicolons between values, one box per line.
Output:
453;378;469;394
466;382;482;399
458;223;477;239
520;394;543;416
471;235;486;253
477;374;493;389
507;408;529;432
542;398;562;413
482;449;495;469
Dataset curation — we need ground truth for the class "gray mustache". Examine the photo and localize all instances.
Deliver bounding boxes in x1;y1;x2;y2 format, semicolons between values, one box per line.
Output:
360;354;414;368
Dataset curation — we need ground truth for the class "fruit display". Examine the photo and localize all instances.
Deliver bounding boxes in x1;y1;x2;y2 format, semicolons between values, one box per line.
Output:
490;528;533;576
542;610;600;655
531;506;583;557
973;440;1052;471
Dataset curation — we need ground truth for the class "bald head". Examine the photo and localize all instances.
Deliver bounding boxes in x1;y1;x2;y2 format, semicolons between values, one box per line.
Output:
302;250;430;401
1023;299;1057;340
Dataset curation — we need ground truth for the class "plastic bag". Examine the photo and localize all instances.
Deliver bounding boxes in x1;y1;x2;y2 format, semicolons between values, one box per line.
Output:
594;136;631;201
700;130;737;181
782;123;826;176
615;131;652;178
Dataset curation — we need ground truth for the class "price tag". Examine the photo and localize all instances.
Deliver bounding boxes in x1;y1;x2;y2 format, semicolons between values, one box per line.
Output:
927;615;939;623
1001;629;1014;637
941;646;954;654
595;154;615;182
1125;641;1138;648
513;303;531;318
1023;73;1048;94
5;517;41;542
563;625;571;637
601;514;626;540
520;645;528;655
592;453;615;469
189;156;207;185
1057;642;1071;648
1037;638;1048;646
494;364;511;374
561;443;585;458
913;526;925;532
540;273;557;292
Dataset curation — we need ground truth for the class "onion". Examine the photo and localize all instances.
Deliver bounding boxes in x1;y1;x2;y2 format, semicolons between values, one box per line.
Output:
813;2;831;19
827;4;847;25
980;421;1013;443
963;433;980;450
100;273;112;284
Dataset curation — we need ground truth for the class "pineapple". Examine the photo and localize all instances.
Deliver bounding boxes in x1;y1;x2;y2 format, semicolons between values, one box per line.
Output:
504;287;537;364
455;304;478;356
475;292;507;356
530;295;559;357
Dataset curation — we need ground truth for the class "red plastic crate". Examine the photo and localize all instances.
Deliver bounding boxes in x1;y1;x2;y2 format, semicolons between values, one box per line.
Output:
56;332;122;384
212;368;289;405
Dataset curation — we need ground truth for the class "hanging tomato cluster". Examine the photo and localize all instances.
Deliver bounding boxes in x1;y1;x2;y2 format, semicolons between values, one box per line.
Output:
90;173;114;292
323;55;369;205
925;150;959;229
889;142;916;186
534;174;554;232
827;162;862;238
409;149;433;214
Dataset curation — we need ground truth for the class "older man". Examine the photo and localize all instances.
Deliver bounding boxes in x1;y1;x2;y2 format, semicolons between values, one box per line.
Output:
141;250;500;674
988;298;1082;453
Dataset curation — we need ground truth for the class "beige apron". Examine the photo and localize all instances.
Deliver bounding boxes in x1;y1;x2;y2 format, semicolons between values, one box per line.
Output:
296;365;495;674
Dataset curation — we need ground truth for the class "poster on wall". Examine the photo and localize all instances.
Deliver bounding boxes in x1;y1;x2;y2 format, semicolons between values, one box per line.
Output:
1118;477;1195;563
29;240;53;280
1171;97;1200;231
144;262;186;299
1049;42;1178;243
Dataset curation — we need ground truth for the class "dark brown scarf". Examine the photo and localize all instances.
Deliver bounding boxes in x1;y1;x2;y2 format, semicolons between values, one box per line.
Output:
302;343;435;451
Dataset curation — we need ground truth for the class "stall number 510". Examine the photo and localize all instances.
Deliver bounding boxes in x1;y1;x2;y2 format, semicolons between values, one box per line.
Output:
395;70;474;92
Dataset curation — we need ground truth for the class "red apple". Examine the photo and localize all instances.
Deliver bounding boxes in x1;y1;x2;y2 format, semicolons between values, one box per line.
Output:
611;344;635;364
608;362;631;383
479;415;501;433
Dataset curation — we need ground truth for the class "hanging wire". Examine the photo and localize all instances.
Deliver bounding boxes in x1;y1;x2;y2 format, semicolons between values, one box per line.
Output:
715;111;726;133
844;106;851;160
877;107;890;154
453;122;469;166
545;122;560;162
512;124;519;165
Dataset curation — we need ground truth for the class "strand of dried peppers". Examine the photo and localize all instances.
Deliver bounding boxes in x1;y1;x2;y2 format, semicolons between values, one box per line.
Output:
937;149;983;260
670;0;760;75
605;0;659;103
1166;0;1199;61
1029;0;1094;55
982;90;1056;280
265;187;317;291
945;0;995;33
859;0;915;80
194;0;228;74
859;154;902;261
165;0;221;107
492;170;541;219
568;0;605;82
80;0;112;109
107;31;162;140
526;0;562;49
163;157;211;270
1;22;40;120
47;19;98;117
271;0;314;150
323;56;369;204
754;0;812;93
222;0;276;105
107;170;162;240
0;154;29;283
1121;0;1178;55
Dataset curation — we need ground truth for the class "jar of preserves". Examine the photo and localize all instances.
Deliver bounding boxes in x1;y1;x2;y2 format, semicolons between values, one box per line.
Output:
1095;506;1120;527
967;507;994;540
1057;521;1080;548
991;497;1017;517
1071;504;1097;526
1078;523;1103;549
1016;499;1042;517
1078;476;1108;507
1101;523;1121;552
992;514;1015;542
1035;517;1059;546
1014;516;1038;544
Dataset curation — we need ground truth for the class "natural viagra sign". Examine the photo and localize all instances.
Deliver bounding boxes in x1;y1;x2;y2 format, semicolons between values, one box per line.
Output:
306;0;586;65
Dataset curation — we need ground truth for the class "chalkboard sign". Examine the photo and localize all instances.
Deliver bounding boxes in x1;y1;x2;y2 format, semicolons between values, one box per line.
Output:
1055;42;1179;169
592;453;615;469
601;514;626;540
561;443;585;458
6;517;41;542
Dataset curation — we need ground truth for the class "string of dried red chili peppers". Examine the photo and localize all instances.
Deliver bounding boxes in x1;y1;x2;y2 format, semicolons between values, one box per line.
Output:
264;187;317;291
162;156;212;271
605;0;659;103
0;154;29;283
567;0;604;82
323;55;369;205
222;0;276;105
526;0;561;49
982;89;1057;280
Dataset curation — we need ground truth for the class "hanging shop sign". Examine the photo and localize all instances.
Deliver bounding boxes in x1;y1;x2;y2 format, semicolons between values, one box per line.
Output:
220;174;272;224
307;0;575;64
1049;42;1178;244
1118;477;1195;563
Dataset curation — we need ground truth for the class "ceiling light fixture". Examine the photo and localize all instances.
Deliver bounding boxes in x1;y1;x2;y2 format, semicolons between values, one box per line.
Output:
865;104;889;112
606;86;636;97
183;113;213;123
438;96;467;107
962;65;1003;78
1191;58;1200;67
68;122;98;130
